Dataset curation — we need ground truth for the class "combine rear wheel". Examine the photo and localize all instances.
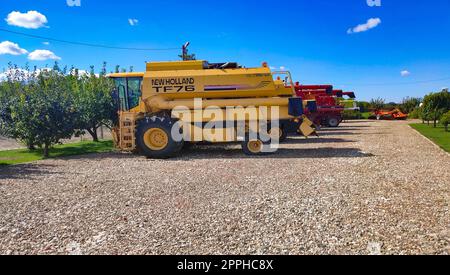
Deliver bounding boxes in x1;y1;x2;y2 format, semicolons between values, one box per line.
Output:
242;133;272;156
136;117;184;159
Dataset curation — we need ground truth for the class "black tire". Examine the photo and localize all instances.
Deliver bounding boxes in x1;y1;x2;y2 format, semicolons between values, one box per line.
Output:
327;117;340;127
136;116;184;159
279;127;288;142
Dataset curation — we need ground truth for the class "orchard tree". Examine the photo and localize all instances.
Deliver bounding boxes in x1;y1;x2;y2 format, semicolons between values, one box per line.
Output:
73;63;115;142
9;69;79;157
422;89;450;127
401;97;422;114
441;111;450;132
0;65;37;149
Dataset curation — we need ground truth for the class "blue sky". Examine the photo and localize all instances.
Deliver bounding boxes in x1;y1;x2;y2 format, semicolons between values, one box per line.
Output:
0;0;449;102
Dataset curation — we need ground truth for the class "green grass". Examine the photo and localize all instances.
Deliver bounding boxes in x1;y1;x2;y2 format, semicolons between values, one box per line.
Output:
410;124;450;153
0;140;114;166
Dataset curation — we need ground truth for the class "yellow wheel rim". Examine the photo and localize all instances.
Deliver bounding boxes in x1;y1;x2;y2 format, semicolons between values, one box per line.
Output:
143;128;169;151
247;140;263;154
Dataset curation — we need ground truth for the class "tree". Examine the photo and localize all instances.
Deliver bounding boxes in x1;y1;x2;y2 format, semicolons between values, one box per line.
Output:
73;63;115;142
401;97;422;114
441;111;450;132
419;107;432;125
421;89;450;127
0;65;37;149
369;98;386;111
0;81;15;137
8;69;79;157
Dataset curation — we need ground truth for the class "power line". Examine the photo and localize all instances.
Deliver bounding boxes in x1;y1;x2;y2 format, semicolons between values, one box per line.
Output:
334;77;450;87
2;27;448;86
0;28;181;51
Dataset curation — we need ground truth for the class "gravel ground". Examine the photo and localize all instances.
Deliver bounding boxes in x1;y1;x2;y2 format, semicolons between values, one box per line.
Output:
0;120;449;255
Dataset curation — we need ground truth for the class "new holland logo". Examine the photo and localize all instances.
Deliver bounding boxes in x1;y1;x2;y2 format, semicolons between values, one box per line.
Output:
152;78;195;93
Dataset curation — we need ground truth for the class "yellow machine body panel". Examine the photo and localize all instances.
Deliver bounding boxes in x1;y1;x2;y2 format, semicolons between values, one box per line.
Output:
142;66;292;101
146;60;206;71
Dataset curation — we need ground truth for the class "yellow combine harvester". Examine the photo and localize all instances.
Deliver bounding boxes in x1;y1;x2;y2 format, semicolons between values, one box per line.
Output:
108;60;317;158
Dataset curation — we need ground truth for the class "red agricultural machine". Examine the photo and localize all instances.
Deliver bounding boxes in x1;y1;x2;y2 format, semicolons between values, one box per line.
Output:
294;84;358;127
372;109;408;120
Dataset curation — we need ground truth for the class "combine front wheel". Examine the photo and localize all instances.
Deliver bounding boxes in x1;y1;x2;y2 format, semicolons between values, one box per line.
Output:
136;117;184;159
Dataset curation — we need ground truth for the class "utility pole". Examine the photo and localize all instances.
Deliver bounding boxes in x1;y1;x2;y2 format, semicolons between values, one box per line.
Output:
182;42;190;61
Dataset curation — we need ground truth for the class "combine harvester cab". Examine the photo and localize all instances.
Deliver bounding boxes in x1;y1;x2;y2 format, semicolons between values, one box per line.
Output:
108;60;318;158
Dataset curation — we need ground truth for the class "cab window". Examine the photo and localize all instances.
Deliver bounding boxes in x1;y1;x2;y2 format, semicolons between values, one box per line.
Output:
114;77;142;111
127;78;142;110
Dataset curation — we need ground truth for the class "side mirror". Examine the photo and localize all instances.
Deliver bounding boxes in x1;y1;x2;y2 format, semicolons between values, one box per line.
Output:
289;97;304;117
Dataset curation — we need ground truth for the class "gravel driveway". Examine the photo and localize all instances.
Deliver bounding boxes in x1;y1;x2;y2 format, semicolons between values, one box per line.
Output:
0;120;449;255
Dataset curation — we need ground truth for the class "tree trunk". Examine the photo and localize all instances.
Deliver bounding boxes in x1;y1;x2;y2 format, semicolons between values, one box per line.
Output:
87;128;99;142
43;144;50;158
433;109;439;128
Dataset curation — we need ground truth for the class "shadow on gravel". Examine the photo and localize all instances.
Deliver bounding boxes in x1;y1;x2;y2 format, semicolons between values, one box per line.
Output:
317;132;356;136
0;163;60;180
319;126;371;131
341;120;376;124
282;138;355;144
178;146;374;160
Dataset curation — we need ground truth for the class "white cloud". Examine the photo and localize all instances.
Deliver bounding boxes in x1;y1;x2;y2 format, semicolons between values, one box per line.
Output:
128;18;139;26
5;11;48;29
28;50;61;61
43;42;50;45
347;18;381;34
400;70;411;77
0;41;28;55
279;66;286;70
